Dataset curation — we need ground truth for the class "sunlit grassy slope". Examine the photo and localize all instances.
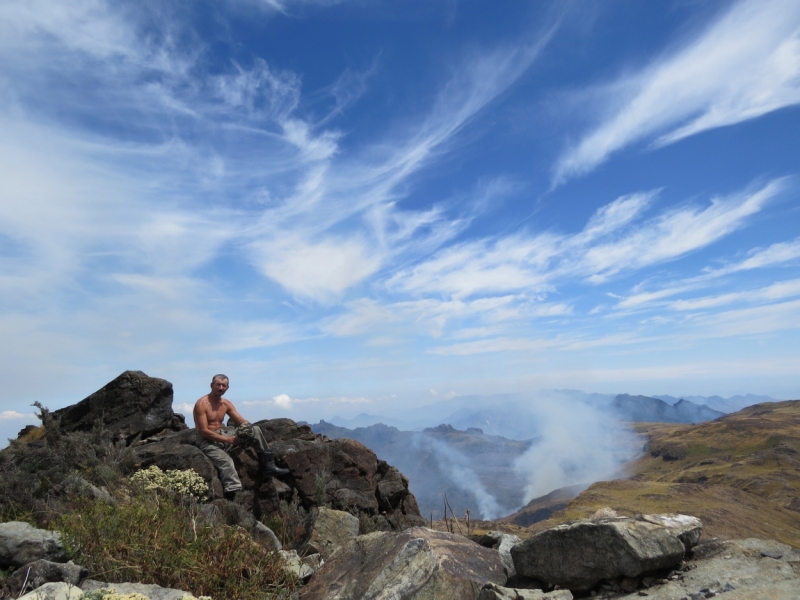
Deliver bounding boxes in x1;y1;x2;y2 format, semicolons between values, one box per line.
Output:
503;400;800;547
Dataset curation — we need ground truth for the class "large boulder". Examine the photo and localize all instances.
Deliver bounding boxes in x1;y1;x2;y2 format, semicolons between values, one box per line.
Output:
299;507;360;559
7;560;88;596
0;522;67;568
52;371;185;444
300;527;507;600
511;514;702;591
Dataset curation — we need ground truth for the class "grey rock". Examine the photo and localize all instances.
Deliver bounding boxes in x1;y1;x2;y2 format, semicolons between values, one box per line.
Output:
81;579;195;599
300;527;507;600
53;370;184;445
640;514;703;552
7;560;88;596
615;538;800;600
299;507;360;560
477;583;573;599
0;522;67;568
280;550;322;580
479;531;521;577
252;520;282;551
58;475;114;503
17;582;84;600
511;515;696;590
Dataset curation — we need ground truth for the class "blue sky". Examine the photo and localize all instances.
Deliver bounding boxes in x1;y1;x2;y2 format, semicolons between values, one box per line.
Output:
1;0;799;434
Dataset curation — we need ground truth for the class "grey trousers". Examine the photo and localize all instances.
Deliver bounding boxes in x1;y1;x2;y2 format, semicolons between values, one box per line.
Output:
195;425;272;493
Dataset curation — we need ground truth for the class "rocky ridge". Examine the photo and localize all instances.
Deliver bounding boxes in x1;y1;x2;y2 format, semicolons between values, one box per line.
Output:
2;373;799;599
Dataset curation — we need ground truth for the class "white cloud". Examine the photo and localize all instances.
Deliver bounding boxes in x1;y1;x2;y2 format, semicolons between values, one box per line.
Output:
386;180;784;301
708;237;800;277
581;180;785;282
670;278;800;311
554;0;800;183
273;393;293;408
0;411;33;422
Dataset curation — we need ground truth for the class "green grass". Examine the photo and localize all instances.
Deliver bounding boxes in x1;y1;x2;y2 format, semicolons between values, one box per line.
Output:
58;492;297;600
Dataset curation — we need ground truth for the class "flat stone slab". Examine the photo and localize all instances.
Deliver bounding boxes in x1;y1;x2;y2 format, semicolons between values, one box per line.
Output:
615;538;800;600
300;527;507;600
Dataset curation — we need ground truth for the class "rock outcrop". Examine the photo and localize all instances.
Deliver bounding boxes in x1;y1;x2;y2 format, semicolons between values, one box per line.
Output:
300;527;507;600
613;537;800;599
7;560;88;597
299;507;360;560
131;418;425;527
0;522;67;568
511;514;702;591
51;371;185;444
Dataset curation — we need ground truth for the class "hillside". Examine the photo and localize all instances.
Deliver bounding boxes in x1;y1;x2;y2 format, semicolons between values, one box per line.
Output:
310;421;533;520
502;400;800;547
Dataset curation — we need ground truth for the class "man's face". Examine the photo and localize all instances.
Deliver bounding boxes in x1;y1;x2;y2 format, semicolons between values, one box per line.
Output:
210;378;229;396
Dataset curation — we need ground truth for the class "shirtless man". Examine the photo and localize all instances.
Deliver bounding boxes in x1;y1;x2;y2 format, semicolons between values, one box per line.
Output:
193;374;288;499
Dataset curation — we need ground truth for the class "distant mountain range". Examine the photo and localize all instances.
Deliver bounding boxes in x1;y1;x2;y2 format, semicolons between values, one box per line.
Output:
611;394;726;424
324;390;778;439
651;393;778;414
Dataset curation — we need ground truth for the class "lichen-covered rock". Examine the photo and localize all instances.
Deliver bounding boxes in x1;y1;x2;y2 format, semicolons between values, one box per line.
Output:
300;527;507;600
0;522;67;568
280;549;322;580
7;559;88;596
80;580;198;600
52;371;185;444
511;514;700;591
477;583;572;600
17;582;84;600
299;507;360;559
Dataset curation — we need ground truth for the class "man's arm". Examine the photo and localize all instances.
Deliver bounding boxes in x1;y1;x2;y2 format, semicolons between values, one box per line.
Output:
193;401;237;444
224;400;249;427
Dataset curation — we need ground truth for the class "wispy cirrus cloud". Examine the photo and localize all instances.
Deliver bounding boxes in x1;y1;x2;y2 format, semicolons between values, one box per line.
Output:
554;0;800;184
617;235;800;309
387;179;785;301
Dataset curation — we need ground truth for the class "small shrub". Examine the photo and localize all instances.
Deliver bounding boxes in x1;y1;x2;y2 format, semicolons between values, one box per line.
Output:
268;490;307;549
313;469;331;506
58;494;297;600
129;466;209;501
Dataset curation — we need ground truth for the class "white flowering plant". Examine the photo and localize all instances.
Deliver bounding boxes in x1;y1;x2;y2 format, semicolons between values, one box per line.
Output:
129;465;209;501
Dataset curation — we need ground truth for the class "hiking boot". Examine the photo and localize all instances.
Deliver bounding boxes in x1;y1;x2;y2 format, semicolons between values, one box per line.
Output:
223;489;242;501
258;451;290;477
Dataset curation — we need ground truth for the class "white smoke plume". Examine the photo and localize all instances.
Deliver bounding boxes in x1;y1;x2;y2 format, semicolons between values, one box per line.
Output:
412;432;512;520
512;395;638;502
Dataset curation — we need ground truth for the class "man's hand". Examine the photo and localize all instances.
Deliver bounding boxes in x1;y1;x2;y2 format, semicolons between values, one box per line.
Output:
228;435;239;445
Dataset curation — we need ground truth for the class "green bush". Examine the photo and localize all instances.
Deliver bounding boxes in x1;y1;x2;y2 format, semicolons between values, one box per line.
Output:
58;493;297;600
0;404;133;526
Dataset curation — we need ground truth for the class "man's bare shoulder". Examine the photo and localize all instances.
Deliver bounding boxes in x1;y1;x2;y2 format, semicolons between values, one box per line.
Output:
194;395;211;408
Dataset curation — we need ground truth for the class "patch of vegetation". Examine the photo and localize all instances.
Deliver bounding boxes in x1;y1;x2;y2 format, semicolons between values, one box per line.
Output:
0;404;135;526
267;490;308;549
129;466;209;501
58;491;297;600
